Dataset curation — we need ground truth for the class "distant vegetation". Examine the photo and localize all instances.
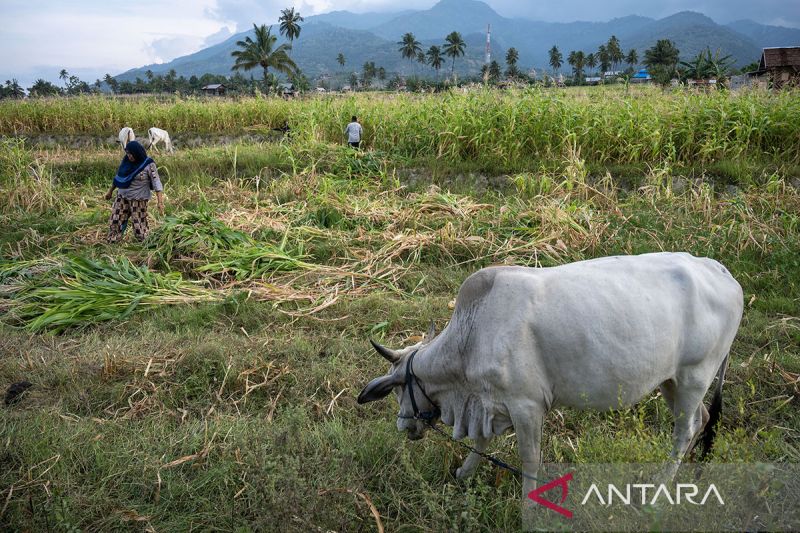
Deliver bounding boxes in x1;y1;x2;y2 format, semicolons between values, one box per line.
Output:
0;1;768;100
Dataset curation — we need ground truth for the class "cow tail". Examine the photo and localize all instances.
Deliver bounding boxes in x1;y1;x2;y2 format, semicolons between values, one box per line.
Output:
700;353;729;459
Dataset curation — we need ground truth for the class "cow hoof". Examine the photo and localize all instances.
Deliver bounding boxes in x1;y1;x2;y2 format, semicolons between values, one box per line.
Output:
455;467;472;480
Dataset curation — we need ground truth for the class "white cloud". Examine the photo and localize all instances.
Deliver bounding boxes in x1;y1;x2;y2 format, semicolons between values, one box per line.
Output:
1;0;229;86
208;0;435;31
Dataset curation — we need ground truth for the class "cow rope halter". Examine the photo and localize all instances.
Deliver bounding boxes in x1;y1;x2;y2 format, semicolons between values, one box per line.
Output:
397;349;542;483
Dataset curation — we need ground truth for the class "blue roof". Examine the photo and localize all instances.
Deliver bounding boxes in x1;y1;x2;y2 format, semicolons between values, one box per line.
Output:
632;68;651;79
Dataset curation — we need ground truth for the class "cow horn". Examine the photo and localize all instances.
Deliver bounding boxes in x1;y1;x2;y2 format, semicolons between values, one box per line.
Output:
370;339;400;363
425;321;436;341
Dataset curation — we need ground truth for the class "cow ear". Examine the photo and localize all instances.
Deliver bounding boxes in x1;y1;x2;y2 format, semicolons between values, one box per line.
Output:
357;374;398;404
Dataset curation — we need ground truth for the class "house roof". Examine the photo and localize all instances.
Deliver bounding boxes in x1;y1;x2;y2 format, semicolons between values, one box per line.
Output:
202;84;225;90
758;47;800;70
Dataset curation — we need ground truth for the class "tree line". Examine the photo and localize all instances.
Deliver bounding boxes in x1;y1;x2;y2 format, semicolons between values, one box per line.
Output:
0;18;756;100
548;35;743;87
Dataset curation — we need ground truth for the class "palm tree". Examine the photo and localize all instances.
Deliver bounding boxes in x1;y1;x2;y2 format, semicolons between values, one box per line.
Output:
29;79;60;97
361;61;376;88
644;39;680;87
597;45;611;77
548;46;563;75
586;53;597;76
398;32;422;64
625;49;638;71
59;69;69;88
607;35;623;71
337;53;345;70
231;24;298;94
573;51;586;82
104;73;118;94
427;45;444;78
443;31;466;80
489;60;501;82
5;79;24;98
278;7;304;43
505;47;520;78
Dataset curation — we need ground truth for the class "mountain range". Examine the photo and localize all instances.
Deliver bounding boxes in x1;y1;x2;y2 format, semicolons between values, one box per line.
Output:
116;0;800;82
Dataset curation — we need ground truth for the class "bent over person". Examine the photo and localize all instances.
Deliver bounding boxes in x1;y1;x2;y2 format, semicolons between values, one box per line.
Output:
104;140;164;243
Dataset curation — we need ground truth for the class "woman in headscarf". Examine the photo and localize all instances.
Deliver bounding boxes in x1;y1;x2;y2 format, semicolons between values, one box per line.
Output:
104;140;165;243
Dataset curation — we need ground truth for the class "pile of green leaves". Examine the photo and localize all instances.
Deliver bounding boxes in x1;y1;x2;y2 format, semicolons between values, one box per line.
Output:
145;208;253;265
4;255;218;332
197;239;314;281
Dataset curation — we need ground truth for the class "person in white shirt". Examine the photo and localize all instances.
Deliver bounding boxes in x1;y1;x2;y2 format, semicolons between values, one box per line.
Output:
344;116;363;148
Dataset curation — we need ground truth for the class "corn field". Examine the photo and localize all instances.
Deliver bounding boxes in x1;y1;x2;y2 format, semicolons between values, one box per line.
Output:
2;88;799;166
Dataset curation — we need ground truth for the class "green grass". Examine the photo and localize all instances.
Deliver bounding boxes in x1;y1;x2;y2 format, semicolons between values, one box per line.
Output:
0;96;799;531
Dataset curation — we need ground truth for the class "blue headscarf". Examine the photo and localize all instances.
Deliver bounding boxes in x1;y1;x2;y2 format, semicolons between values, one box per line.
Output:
114;140;154;189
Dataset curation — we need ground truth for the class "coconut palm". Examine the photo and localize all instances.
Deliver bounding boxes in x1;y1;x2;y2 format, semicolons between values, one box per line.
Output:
644;39;680;87
625;49;638;71
597;45;611;76
505;47;520;78
443;31;466;80
4;79;25;98
278;7;304;43
29;79;60;97
231;24;298;94
398;32;422;64
548;46;563;75
586;53;597;76
573;51;586;82
104;73;118;94
427;45;444;78
337;53;345;69
607;35;623;71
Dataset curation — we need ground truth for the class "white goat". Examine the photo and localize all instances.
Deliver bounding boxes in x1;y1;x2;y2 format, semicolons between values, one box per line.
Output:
118;127;135;151
147;127;174;153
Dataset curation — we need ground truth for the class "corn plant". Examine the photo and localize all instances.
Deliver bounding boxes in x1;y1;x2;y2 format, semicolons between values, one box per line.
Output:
197;239;314;281
145;208;253;266
6;255;219;332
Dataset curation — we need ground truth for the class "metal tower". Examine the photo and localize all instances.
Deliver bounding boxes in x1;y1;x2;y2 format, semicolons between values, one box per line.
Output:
485;24;492;64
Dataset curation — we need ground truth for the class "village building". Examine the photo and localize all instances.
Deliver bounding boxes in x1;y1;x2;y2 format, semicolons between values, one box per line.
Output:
279;82;296;98
630;68;652;83
748;47;800;89
201;83;226;96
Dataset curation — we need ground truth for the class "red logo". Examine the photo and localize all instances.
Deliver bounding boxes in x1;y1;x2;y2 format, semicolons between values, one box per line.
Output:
527;472;574;518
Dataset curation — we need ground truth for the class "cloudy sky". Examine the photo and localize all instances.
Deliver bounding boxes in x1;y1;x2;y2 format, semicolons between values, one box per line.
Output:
2;0;798;87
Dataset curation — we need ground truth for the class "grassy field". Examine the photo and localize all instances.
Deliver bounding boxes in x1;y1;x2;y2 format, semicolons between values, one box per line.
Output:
1;88;799;531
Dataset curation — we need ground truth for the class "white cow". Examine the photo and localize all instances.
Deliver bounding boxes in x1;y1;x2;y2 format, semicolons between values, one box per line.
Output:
147;127;173;153
358;252;743;503
118;127;135;152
